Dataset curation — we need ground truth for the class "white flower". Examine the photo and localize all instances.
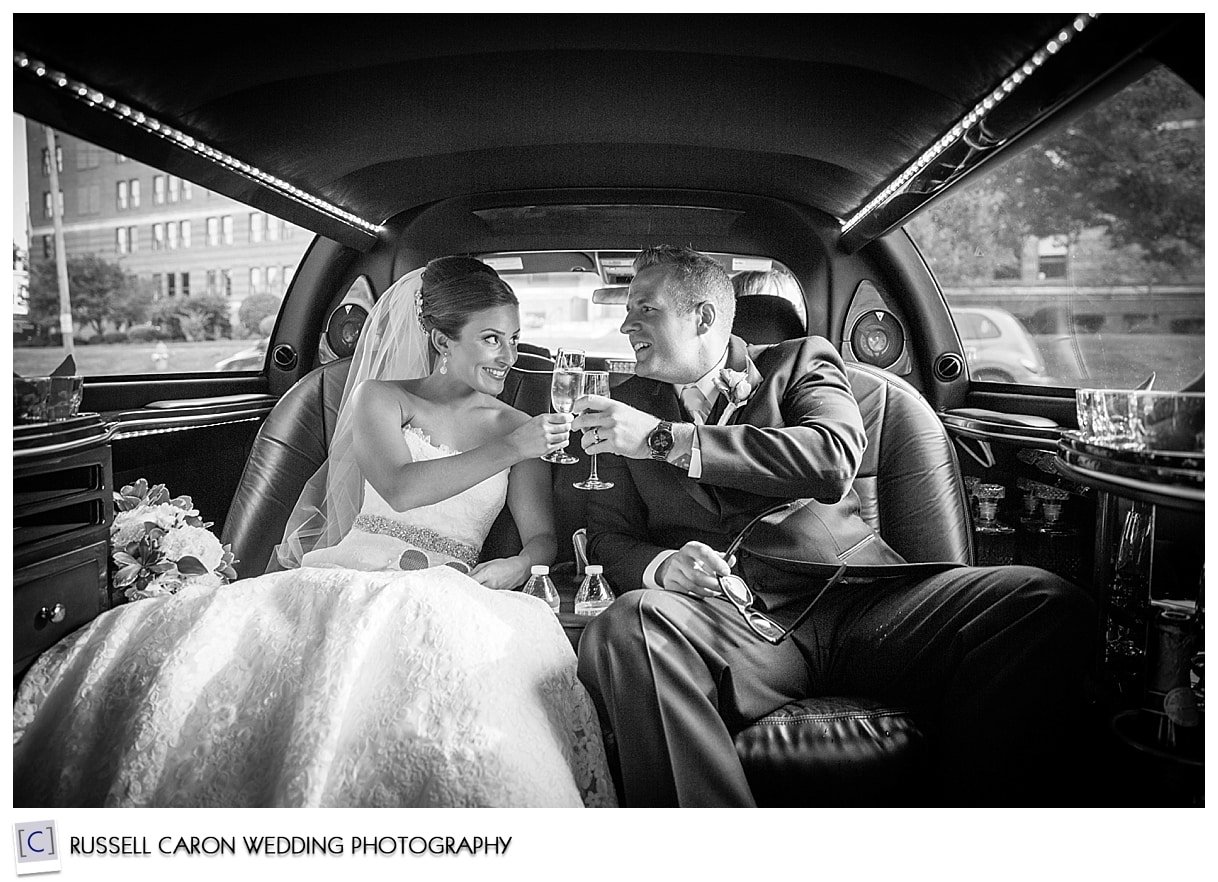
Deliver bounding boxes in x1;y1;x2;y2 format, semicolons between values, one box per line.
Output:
159;525;225;572
715;368;753;405
111;503;192;549
111;509;151;549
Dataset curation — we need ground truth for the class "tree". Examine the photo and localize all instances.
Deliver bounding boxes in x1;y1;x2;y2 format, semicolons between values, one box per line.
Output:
995;67;1203;268
907;184;1022;286
152;293;232;341
909;66;1204;283
27;253;146;337
237;292;283;336
110;279;157;331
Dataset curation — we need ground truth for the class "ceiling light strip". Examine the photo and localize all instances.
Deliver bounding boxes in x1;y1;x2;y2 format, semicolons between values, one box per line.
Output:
841;13;1100;235
14;51;382;237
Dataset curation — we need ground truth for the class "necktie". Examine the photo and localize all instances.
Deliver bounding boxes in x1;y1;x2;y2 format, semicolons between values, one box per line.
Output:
680;385;710;425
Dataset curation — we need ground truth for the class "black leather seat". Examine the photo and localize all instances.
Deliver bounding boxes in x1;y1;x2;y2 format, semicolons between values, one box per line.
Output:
733;294;805;343
733;360;973;805
728;303;974;806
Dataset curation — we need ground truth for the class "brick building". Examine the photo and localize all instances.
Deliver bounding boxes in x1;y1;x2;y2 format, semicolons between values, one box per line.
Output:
24;122;309;330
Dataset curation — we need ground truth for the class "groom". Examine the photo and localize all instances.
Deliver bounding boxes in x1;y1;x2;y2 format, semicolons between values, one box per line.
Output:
571;245;1094;807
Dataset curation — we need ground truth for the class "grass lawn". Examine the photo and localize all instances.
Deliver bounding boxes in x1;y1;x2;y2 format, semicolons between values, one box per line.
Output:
14;340;261;376
1038;334;1205;390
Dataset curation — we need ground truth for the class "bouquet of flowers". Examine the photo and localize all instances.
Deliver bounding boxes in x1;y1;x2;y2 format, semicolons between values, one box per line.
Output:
111;478;238;602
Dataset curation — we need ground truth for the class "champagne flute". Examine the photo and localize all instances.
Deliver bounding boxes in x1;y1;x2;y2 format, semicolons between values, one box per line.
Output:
542;348;584;464
574;371;614;491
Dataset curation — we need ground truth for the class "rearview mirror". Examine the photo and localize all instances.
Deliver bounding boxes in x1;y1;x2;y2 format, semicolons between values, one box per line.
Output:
592;286;629;305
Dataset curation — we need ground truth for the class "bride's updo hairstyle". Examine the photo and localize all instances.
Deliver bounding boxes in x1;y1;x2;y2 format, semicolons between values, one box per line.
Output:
418;256;518;354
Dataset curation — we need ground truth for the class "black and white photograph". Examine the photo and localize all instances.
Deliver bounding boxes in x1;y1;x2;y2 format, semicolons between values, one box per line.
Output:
7;9;1208;874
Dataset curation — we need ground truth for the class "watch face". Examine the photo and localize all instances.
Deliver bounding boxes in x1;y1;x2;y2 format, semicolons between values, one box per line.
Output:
649;423;674;455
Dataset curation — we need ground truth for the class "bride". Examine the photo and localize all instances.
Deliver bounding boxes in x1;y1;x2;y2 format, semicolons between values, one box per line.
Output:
13;257;617;808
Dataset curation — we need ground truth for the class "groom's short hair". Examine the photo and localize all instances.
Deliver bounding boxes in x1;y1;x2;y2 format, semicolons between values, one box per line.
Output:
634;245;736;327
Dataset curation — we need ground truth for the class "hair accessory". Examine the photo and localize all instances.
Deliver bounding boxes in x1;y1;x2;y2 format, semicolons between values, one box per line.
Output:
415;287;427;335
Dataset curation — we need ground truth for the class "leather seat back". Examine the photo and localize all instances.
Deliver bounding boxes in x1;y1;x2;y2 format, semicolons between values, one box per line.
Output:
733;295;805;343
222;359;350;577
730;296;972;566
846;363;973;564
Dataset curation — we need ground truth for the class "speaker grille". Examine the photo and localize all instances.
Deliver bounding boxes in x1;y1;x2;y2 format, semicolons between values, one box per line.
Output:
849;310;905;369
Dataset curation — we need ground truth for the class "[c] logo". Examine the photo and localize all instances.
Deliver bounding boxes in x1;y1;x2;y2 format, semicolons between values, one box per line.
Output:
12;820;61;876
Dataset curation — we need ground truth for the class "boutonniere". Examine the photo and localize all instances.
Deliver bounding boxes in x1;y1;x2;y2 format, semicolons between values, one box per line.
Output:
715;368;753;406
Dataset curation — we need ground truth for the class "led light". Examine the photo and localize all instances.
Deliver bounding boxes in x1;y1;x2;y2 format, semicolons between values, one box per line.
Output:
13;50;383;237
842;13;1100;235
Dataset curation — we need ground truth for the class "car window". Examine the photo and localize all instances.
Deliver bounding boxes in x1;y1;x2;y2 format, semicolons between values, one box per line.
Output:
479;250;803;359
13;115;313;376
907;65;1204;391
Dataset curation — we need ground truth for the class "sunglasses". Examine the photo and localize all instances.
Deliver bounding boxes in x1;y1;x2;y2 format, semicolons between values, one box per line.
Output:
714;503;849;645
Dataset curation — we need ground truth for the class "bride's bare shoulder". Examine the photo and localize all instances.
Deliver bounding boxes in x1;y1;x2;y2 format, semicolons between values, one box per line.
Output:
351;377;420;414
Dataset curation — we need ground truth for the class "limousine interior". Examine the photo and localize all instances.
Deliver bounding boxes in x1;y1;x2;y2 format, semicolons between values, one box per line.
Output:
12;14;1205;809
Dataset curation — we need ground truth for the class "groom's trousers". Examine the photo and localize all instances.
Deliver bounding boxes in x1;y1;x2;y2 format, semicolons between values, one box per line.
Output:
577;564;1094;807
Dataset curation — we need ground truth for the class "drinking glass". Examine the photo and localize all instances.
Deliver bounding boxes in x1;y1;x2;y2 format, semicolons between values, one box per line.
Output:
574;371;614;490
542;348;584;464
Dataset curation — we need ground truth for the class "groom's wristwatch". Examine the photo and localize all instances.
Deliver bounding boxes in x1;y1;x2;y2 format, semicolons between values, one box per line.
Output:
647;420;675;461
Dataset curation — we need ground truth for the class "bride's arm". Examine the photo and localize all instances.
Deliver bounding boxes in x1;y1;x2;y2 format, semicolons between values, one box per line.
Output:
352;380;569;512
470;455;558;591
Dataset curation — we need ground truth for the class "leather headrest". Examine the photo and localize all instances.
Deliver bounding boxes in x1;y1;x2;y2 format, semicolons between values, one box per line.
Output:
732;295;805;344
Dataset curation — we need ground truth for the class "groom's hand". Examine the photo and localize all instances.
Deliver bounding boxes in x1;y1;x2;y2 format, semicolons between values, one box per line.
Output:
657;542;736;598
572;395;659;459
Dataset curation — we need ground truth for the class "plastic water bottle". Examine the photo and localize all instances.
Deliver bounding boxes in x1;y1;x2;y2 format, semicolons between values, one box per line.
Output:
574;565;615;616
522;564;560;613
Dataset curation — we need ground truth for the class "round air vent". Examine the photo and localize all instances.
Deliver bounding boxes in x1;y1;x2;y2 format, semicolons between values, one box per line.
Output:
849;310;905;369
271;344;298;371
325;302;369;359
934;352;965;382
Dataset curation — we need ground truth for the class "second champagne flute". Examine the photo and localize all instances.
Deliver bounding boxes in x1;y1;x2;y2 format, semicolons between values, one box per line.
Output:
542;348;584;464
574;371;614;491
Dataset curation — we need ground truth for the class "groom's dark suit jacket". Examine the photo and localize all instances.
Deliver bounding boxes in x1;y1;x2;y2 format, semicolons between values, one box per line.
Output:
589;334;905;611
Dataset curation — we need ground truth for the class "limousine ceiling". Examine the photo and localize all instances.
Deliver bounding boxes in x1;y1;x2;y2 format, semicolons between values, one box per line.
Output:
14;14;1199;251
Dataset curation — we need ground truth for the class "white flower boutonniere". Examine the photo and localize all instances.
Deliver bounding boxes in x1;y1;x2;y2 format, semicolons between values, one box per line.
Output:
715;368;753;406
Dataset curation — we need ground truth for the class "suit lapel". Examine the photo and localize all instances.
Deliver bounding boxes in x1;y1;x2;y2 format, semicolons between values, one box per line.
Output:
716;336;764;426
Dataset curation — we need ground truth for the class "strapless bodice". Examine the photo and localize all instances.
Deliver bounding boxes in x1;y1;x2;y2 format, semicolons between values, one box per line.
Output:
300;425;509;572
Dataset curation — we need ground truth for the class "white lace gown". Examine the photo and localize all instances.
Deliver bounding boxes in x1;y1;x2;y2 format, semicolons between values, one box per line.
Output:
13;427;616;808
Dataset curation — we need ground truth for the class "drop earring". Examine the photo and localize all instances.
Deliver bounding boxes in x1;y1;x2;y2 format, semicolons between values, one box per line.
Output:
438;354;448;375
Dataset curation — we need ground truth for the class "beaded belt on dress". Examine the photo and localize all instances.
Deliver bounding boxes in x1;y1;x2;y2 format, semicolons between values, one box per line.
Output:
352;514;480;569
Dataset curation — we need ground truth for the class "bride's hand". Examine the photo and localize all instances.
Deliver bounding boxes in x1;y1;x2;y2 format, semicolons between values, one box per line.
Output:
507;412;573;460
470;556;530;591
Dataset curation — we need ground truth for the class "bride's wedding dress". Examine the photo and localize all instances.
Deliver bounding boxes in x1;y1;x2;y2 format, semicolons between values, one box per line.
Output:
13;426;616;807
